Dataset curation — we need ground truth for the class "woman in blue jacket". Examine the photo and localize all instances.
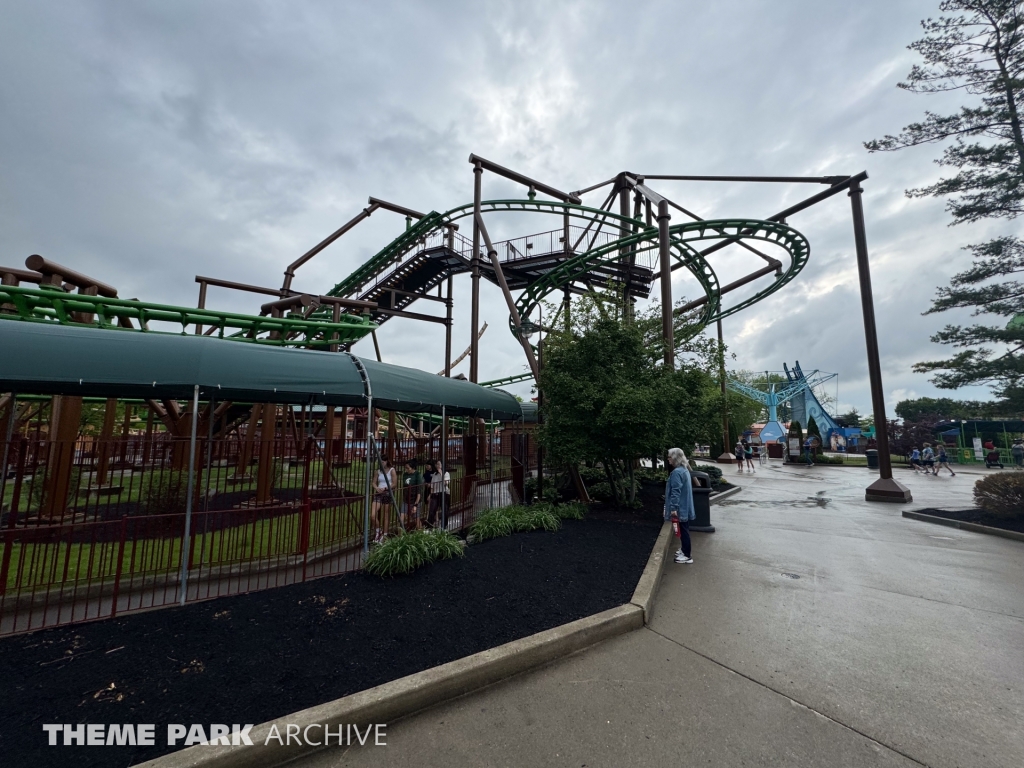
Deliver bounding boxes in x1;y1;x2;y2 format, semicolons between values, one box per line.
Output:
665;447;696;564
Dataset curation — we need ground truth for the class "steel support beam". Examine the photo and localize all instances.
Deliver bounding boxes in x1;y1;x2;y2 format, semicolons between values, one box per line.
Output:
849;180;911;503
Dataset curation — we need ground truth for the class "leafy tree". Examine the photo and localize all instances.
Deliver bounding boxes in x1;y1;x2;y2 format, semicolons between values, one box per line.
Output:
866;1;1024;399
837;408;862;427
886;414;944;458
539;290;721;505
894;394;1017;419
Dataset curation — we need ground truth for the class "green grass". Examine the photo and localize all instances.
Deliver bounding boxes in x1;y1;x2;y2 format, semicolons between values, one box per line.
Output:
1;503;364;592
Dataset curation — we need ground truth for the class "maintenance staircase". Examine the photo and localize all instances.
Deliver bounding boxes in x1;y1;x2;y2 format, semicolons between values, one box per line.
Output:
348;224;657;328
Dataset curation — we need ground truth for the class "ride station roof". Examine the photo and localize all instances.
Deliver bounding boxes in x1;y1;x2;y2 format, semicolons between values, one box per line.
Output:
0;322;521;419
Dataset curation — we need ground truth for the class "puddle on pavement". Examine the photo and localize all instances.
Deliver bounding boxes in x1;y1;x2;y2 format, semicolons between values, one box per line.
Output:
716;496;832;509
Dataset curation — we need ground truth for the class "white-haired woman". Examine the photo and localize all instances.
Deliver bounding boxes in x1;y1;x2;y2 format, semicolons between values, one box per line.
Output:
665;447;695;564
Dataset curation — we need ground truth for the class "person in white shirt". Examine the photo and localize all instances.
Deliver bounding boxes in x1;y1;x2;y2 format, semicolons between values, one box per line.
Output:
427;460;451;529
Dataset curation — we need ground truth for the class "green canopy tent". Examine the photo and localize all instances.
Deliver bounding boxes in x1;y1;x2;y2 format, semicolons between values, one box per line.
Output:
0;321;521;586
0;321;521;418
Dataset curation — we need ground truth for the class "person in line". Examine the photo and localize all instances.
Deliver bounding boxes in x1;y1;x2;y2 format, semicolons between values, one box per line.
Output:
401;459;423;531
371;456;398;544
985;448;1004;469
1012;439;1024;469
744;442;756;472
734;441;745;473
934;444;956;476
428;460;451;530
921;443;935;475
665;447;695;565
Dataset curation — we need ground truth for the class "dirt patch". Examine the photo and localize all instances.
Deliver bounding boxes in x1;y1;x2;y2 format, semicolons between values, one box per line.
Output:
0;511;659;767
914;507;1024;534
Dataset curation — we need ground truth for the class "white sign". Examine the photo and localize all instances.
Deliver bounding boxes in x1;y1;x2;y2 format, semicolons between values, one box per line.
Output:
973;437;984;460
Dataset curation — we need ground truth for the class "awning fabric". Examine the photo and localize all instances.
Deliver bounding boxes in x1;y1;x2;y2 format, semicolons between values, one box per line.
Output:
0;322;521;419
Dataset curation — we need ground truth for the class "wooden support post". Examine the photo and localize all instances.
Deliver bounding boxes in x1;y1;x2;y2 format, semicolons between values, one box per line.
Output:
95;397;117;486
41;395;82;519
322;406;336;486
255;404;277;504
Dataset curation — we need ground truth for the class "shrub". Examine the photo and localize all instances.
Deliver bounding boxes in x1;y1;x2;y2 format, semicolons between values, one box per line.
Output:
364;529;464;577
470;504;562;542
510;505;561;532
693;463;722;482
973;472;1024;518
422;529;464;562
553;501;586;520
140;470;189;515
588;481;614;502
469;508;516;541
812;453;844;465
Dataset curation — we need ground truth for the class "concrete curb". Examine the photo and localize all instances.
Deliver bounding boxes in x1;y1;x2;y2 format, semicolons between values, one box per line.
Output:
630;521;673;624
711;485;742;505
903;510;1024;543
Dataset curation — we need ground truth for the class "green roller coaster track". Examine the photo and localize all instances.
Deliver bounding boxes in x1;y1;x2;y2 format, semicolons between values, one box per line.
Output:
0;284;376;348
323;199;810;351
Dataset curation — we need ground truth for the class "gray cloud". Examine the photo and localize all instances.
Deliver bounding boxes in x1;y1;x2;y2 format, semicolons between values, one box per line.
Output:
0;0;1006;413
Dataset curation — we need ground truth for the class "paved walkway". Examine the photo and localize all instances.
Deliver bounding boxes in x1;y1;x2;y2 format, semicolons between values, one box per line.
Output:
298;463;1024;768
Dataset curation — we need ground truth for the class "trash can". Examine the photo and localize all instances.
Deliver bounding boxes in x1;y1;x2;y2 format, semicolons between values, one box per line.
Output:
865;449;878;469
690;471;715;533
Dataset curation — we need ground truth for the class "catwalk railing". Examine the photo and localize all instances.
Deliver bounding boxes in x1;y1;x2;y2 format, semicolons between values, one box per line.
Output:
0;430;535;636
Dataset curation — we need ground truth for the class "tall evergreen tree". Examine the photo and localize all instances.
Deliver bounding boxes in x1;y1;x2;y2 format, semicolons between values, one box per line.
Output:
865;1;1024;400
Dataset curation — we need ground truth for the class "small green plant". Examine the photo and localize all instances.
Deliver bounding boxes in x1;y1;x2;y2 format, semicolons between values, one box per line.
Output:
422;529;464;561
470;504;563;542
553;502;586;520
469;508;516;541
364;529;464;577
510;505;561;532
973;471;1024;518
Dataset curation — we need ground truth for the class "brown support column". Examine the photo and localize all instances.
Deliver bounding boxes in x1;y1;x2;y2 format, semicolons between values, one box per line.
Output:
95;398;117;487
235;404;261;480
470;161;482;383
445;273;453;377
657;200;674;368
849;180;912;503
321;406;335;486
255;404;277;504
41;395;82;520
142;407;154;467
387;411;397;464
119;403;132;466
716;319;735;463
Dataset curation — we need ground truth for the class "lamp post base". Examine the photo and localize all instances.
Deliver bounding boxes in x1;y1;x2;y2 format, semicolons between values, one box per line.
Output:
865;477;913;503
716;452;736;463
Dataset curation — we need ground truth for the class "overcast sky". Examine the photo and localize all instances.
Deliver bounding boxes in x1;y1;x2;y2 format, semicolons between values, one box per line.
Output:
1;0;1010;417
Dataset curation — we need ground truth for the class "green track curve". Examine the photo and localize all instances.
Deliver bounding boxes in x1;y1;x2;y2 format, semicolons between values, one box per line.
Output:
325;199;810;346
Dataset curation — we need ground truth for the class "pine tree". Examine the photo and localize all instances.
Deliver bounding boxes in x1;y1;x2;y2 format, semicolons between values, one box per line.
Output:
865;1;1024;400
806;415;823;448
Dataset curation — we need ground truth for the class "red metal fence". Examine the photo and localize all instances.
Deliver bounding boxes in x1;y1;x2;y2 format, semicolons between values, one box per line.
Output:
1;430;534;636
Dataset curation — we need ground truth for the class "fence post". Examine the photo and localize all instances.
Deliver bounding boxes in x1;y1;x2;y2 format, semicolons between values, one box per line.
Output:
178;385;200;607
110;515;128;618
363;396;373;554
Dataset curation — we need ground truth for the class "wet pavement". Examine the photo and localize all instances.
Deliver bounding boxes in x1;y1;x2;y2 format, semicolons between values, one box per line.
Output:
295;462;1024;768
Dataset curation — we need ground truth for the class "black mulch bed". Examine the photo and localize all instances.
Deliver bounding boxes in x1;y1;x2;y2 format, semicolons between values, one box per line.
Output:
913;507;1024;534
0;507;661;768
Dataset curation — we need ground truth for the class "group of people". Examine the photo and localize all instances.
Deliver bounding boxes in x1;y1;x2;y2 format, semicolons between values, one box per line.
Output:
908;442;956;476
733;440;757;472
980;439;1024;469
371;457;452;544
